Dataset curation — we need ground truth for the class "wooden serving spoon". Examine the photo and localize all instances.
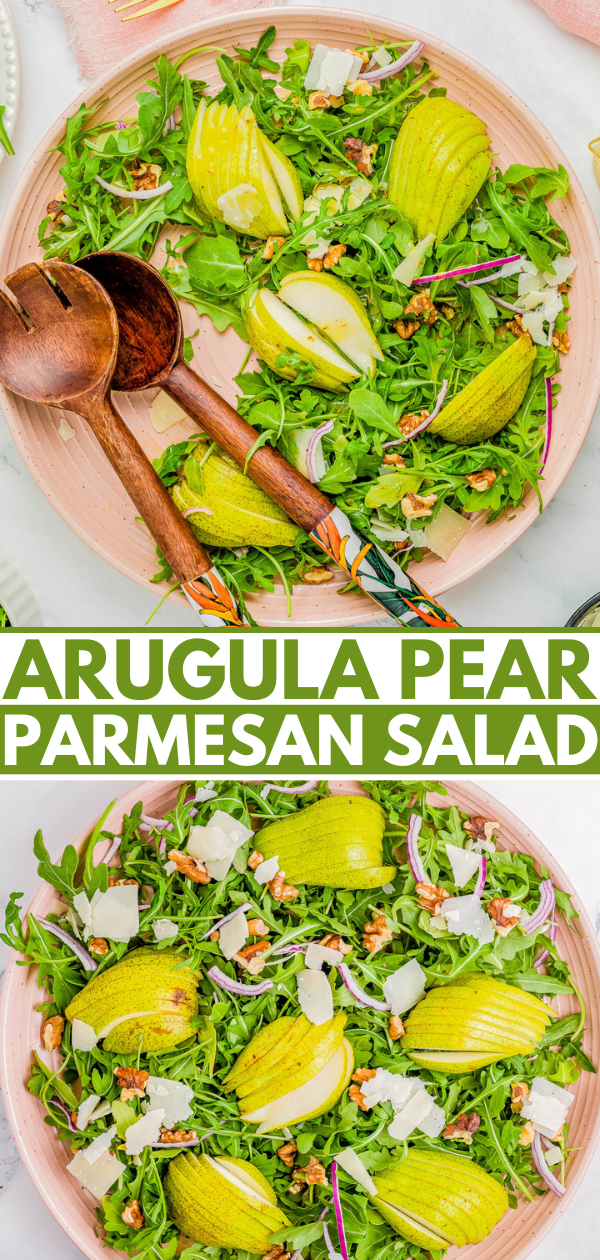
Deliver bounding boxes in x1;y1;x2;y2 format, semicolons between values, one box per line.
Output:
79;251;459;629
0;260;247;626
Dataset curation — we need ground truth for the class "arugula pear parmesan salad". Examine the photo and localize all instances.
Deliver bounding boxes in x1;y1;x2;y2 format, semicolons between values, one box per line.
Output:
5;780;593;1260
39;28;575;603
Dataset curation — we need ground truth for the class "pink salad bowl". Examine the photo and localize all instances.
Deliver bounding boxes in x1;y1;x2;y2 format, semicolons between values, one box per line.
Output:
1;777;599;1259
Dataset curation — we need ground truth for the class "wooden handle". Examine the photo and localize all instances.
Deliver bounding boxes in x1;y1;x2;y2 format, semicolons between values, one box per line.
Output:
83;394;213;584
163;360;333;534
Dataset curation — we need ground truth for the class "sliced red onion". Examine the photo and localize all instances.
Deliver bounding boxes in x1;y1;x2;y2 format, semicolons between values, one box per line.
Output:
207;965;273;996
95;174;173;200
414;254;521;285
541;377;553;468
406;813;426;883
331;1161;349;1260
360;40;424;83
115;121;127;131
259;779;319;800
182;505;213;517
532;1131;565;1197
150;1138;199;1148
140;812;173;830
534;918;557;969
322;1221;341;1260
381;379;448;448
474;855;487;898
101;837;121;866
338;963;390;1012
201;903;252;941
35;918;97;972
50;1097;78;1132
306;421;333;484
272;943;307;957
523;879;555;936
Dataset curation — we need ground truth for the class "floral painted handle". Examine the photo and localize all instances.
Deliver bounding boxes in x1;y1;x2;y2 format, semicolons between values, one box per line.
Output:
310;507;459;629
182;567;248;627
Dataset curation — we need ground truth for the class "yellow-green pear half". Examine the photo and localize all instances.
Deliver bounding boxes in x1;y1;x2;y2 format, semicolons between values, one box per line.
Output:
65;948;199;1053
388;95;491;242
278;271;384;377
171;441;300;549
186;100;303;237
246;289;359;392
165;1152;290;1251
429;335;537;444
372;1149;508;1250
402;973;553;1072
258;794;395;889
226;1012;353;1133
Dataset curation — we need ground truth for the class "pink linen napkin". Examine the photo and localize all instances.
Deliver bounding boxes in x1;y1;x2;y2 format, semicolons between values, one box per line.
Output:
532;0;600;45
54;0;275;81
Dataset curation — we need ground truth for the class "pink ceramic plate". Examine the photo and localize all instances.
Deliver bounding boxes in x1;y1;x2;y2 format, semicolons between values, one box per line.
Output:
1;778;599;1260
0;9;599;624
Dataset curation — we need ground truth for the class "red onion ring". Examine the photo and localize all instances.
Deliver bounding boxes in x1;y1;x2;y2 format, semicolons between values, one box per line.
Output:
359;40;424;83
331;1162;349;1260
541;377;553;468
201;903;252;941
306;421;333;484
50;1098;79;1132
338;962;390;1012
406;813;426;883
474;855;487;898
414;254;521;285
260;780;319;800
382;379;448;448
35;917;97;972
207;965;273;996
523;879;555;935
532;1131;565;1196
534;917;557;969
95;174;173;200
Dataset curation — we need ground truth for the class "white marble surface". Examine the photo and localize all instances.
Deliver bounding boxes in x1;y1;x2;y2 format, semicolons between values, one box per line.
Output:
0;776;599;1258
0;0;600;626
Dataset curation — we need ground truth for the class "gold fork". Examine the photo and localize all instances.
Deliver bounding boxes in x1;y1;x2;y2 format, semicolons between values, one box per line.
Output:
108;0;185;23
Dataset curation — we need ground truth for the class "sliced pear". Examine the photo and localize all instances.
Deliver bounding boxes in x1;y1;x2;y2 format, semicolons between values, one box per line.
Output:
165;1151;290;1251
237;1013;346;1110
242;1038;354;1132
374;1199;453;1251
407;1049;510;1071
258;794;392;888
259;132;304;220
186;98;210;219
65;947;199;1053
246;289;359;391
373;1151;507;1248
279;271;384;376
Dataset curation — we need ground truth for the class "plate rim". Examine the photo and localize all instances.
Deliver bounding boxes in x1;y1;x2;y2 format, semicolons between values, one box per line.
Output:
1;775;599;1260
0;0;21;174
1;6;599;615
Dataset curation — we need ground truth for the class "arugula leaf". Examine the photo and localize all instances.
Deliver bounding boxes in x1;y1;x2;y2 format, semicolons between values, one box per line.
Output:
185;234;245;289
348;389;399;438
33;830;78;896
503;163;570;201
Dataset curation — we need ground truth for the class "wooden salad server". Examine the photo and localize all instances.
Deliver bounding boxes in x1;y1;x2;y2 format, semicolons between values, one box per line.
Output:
0;260;247;626
79;251;459;629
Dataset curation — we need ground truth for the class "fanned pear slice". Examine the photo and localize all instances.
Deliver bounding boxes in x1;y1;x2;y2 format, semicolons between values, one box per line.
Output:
65;947;199;1053
259;132;304;220
246;289;359;391
240;106;289;236
373;1150;507;1248
258;794;392;887
224;1016;298;1088
172;441;300;549
165;1151;290;1251
374;1200;454;1251
407;1049;510;1071
236;1013;347;1110
279;271;384;376
241;1038;354;1133
429;335;537;444
186;98;210;219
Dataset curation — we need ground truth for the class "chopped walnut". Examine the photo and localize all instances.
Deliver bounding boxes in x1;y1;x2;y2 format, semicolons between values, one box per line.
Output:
234;940;270;974
320;932;352;954
349;1068;376;1112
552;329;570;353
347;47;371;68
442;1112;481;1145
108;877;138;887
519;1120;535;1146
130;161;161;192
292;1155;328;1189
349;1083;370;1110
167;849;210;884
488;897;521;937
389;1015;405;1040
42;1015;64;1052
248;850;264;870
115;1065;149;1101
277;1140;298;1167
347;80;373;96
268;870;299;901
463;816;499;852
394;318;420;339
507;315;528;338
160;1127;197;1143
399;409;429;437
300;564;334;583
557;282;569;294
247;917;269;936
511;1082;530;1113
47;196;68;223
307;254;325;272
416;881;450;916
401;491;437;519
122;1199;144;1230
89;937;109;956
353;1067;377;1084
262;235;285;261
363;912;392;953
323;243;347;269
466;468;496;492
209;930;220;942
343;135;378;176
308;91;333;110
383;452;406;467
404;292;437;324
264;1247;290;1260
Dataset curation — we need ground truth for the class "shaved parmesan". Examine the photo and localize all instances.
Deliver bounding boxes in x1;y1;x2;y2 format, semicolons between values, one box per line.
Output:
417;1098;446;1138
82;1125;117;1165
392;233;436;287
149;391;188;434
219;910;249;960
76;1094;101;1131
361;1069;415;1110
382;958;426;1015
372;46;392;67
71;1018;99;1052
153;918;178;942
254;855;280;885
520;310;547;345
143;1076;194;1129
58;415;76;442
87;1099;113;1125
305;46;359;95
305;44;331;90
125;1108;165;1155
532;1076;574;1110
195;781;217;802
387;1089;434;1140
75;885;139;943
297;968;334;1025
521;1090;568;1138
441;893;495;945
67;1147;125;1198
445;843;482;889
305;943;343;970
543;1143;563;1167
543;255;576;286
188;810;254;880
217;185;263;233
335;1147;377;1196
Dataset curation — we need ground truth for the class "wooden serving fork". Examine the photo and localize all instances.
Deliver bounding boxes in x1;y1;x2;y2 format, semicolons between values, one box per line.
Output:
0;260;247;626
